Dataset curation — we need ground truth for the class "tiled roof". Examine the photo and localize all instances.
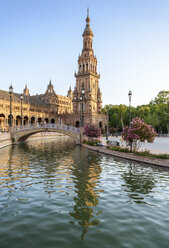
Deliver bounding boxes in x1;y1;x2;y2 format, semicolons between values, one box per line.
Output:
0;90;47;106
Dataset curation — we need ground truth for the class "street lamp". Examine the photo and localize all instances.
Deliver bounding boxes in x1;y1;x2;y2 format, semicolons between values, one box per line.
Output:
106;109;109;140
115;113;118;137
20;93;23;126
128;90;132;126
80;83;85;127
9;84;13;128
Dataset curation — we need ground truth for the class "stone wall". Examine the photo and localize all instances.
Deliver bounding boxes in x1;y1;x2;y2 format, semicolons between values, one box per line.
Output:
0;133;11;149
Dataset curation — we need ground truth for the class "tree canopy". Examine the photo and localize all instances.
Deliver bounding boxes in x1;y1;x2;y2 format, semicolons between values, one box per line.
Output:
103;91;169;134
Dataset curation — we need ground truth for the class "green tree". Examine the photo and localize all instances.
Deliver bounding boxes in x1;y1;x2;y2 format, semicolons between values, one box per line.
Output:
103;91;169;134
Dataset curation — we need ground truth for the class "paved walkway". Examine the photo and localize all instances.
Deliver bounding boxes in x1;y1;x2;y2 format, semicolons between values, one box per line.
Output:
82;144;169;169
101;136;169;154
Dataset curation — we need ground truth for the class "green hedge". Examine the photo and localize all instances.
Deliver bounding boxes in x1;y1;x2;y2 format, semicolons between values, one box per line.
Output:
107;146;169;159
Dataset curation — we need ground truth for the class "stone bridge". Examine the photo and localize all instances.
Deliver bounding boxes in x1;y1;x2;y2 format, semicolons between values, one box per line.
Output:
11;123;81;144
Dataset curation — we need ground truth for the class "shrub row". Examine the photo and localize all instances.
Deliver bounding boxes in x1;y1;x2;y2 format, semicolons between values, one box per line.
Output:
107;146;169;159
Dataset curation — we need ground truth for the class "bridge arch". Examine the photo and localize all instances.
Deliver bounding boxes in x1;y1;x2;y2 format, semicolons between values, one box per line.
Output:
17;130;77;143
11;124;80;144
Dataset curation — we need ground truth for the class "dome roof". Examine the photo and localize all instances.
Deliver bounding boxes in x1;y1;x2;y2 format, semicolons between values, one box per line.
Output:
83;23;93;37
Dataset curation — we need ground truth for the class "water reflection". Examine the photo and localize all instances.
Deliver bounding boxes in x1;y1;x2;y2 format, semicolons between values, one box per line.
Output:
122;163;155;204
0;141;103;239
70;147;102;239
1;140;169;247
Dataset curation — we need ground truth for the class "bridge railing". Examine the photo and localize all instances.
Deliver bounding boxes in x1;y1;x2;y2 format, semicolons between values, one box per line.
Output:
12;123;80;133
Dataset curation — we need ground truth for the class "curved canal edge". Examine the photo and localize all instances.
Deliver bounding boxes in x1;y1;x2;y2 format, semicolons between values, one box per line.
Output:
82;144;169;169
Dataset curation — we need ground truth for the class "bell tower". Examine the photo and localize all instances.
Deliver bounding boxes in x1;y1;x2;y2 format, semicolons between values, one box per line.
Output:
73;9;102;115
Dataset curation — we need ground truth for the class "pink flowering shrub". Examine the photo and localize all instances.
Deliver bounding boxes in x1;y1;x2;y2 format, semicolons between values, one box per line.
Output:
122;117;157;151
83;124;101;139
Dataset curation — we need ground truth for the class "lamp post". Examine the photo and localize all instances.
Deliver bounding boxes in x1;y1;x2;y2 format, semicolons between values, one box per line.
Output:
128;90;132;126
9;84;13;128
20;93;23;126
116;113;118;137
80;83;85;127
106;109;108;140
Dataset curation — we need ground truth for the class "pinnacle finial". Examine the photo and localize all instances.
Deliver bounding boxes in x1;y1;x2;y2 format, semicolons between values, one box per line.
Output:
86;7;90;23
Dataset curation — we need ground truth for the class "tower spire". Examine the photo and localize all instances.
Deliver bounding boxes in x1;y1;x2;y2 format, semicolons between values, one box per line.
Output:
83;8;93;37
86;7;90;23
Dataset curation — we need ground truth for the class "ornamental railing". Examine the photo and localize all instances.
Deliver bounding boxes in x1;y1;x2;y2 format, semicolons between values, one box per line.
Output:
12;123;80;134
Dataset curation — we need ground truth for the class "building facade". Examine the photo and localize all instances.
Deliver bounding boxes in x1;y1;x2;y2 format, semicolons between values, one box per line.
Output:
0;11;106;131
0;82;73;131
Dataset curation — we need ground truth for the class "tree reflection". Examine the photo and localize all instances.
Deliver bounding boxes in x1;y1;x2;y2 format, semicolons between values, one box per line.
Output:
70;148;103;239
122;163;155;203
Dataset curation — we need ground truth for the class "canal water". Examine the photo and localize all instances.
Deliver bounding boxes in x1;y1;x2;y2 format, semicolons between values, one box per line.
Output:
0;139;169;248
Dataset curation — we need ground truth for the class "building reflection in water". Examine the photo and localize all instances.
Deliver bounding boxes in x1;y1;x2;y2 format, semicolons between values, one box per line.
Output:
0;145;29;184
70;147;103;240
0;138;75;204
0;139;104;239
121;162;156;204
15;139;76;188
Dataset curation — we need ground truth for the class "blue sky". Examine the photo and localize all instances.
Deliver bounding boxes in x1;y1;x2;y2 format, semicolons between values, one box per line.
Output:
0;0;169;106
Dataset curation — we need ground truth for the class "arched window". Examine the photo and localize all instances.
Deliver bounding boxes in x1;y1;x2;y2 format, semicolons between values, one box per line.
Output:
75;121;80;128
38;117;42;123
16;115;21;126
0;114;5;130
45;118;49;123
24;116;28;126
31;117;35;124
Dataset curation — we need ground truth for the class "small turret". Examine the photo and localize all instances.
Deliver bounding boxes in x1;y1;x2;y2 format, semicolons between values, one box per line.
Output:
23;84;30;103
67;85;73;98
45;79;55;95
23;84;30;96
